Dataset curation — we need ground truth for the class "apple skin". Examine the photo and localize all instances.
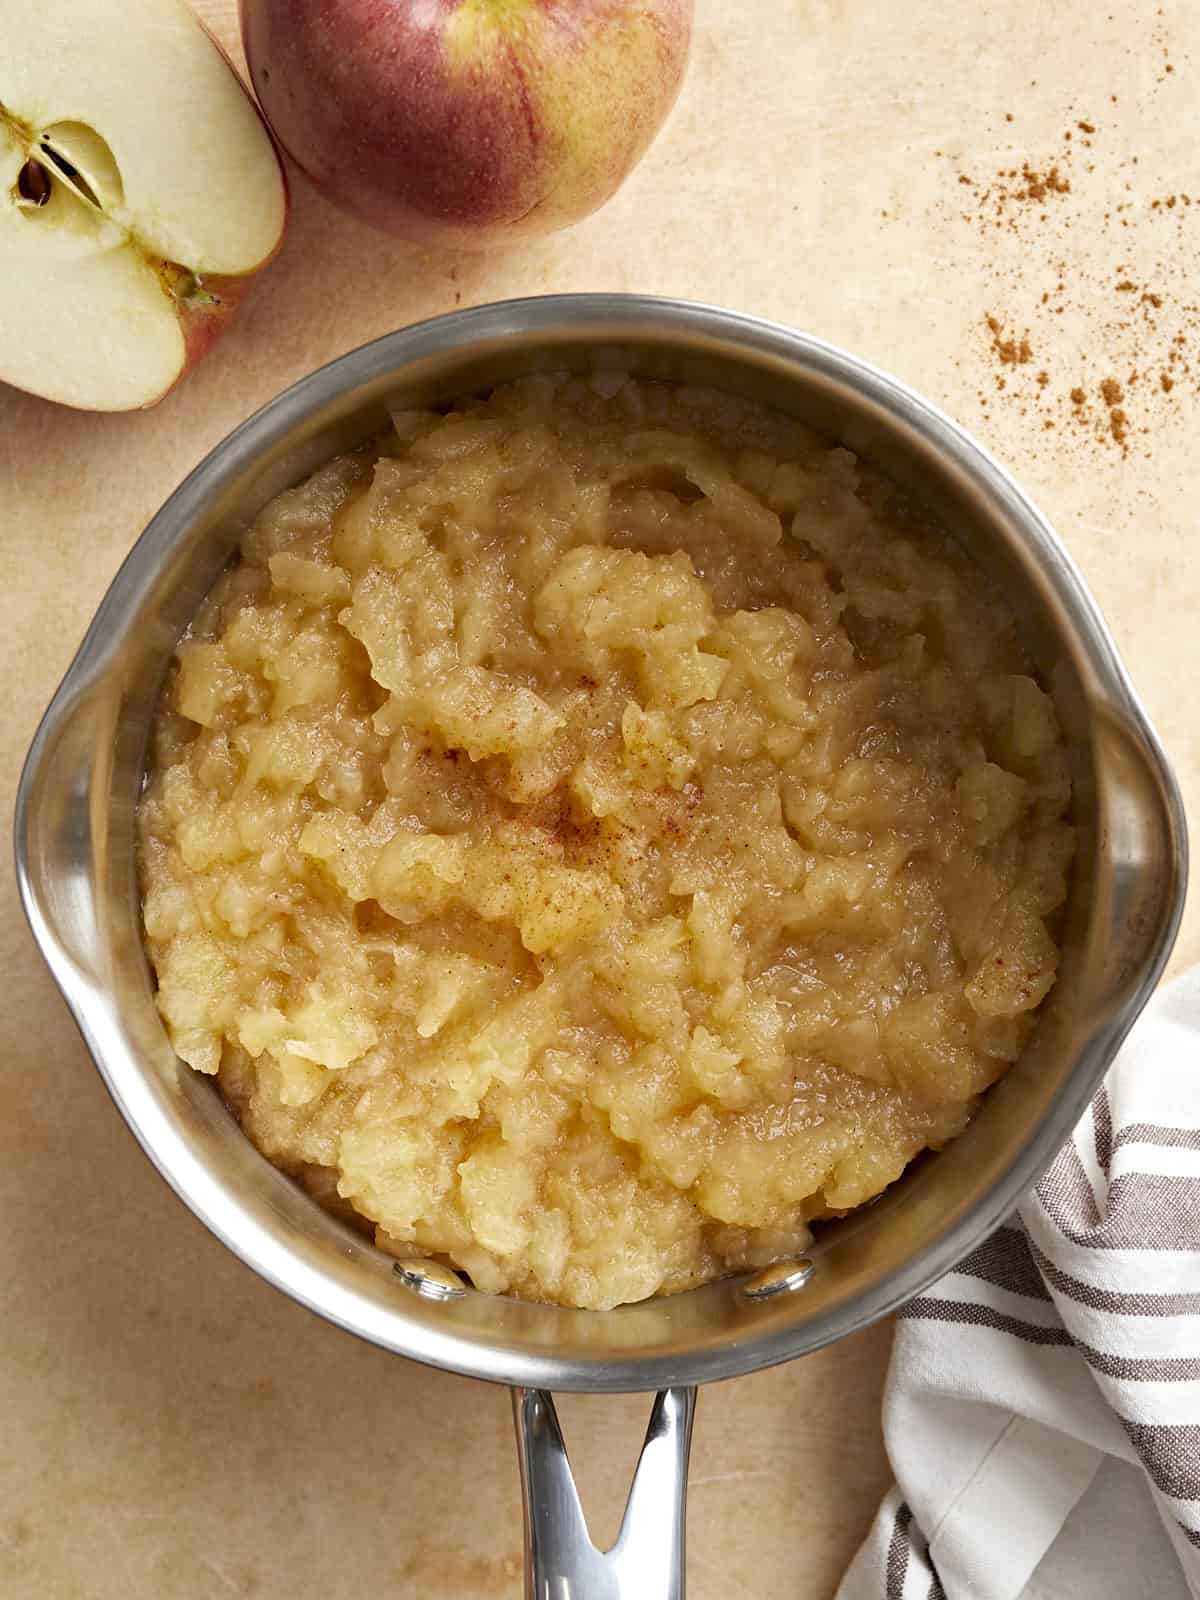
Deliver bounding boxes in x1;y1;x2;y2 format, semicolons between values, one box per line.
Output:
169;264;278;398
240;0;693;249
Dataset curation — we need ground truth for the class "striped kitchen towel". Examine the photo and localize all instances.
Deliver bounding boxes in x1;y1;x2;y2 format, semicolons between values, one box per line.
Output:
838;966;1200;1600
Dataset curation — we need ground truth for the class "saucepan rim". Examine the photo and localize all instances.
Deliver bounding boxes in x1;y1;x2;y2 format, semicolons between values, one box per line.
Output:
14;293;1188;1392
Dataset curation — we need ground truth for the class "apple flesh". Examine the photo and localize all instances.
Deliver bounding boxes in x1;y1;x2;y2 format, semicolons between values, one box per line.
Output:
0;0;287;412
241;0;693;249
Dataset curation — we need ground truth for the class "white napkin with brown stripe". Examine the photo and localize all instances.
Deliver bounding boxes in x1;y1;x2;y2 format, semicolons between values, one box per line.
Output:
837;967;1200;1600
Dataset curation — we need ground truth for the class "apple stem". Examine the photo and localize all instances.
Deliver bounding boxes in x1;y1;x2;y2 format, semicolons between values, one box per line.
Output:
159;264;219;309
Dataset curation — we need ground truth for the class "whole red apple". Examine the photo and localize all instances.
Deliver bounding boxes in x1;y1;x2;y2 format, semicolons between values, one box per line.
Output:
240;0;693;248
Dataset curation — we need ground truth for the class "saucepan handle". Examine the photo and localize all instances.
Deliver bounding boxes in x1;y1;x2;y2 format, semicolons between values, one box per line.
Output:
511;1386;697;1600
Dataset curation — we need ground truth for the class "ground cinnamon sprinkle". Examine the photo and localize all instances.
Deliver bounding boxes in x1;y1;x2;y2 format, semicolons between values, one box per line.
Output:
963;160;1074;227
1023;165;1071;201
986;315;1034;365
931;32;1198;463
1099;380;1130;454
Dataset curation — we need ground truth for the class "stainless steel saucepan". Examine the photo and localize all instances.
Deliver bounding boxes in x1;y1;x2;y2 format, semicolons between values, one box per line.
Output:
15;295;1187;1598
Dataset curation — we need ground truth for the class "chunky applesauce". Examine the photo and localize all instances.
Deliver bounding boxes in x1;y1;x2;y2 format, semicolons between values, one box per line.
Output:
137;375;1074;1309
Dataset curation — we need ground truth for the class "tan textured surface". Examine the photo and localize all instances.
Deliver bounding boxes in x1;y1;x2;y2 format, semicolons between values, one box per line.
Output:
1;1;1196;1594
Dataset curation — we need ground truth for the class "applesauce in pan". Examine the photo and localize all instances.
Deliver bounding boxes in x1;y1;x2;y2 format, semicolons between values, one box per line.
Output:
137;375;1074;1309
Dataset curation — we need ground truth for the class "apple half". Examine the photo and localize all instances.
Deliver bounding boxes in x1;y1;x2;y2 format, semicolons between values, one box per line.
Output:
0;0;287;411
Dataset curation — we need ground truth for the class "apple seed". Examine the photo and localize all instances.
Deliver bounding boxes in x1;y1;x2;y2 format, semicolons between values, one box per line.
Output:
36;144;103;210
16;157;51;207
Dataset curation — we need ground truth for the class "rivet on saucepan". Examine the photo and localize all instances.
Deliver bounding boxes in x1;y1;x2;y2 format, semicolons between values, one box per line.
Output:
392;1258;467;1301
741;1258;815;1300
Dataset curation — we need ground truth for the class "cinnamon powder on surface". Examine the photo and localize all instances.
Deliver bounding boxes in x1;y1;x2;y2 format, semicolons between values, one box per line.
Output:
928;15;1197;464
